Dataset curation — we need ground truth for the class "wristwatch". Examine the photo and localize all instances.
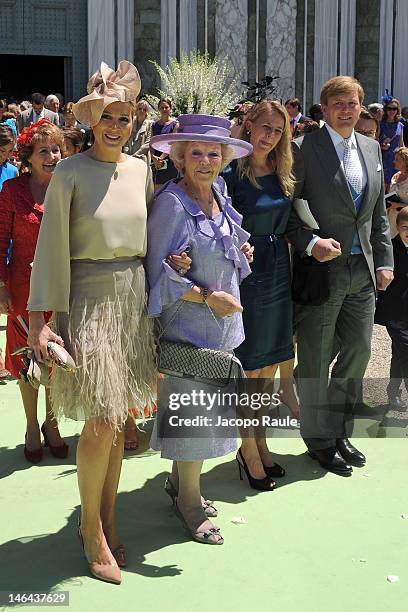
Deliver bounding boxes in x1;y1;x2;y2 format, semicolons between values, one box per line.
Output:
0;280;5;288
199;287;209;302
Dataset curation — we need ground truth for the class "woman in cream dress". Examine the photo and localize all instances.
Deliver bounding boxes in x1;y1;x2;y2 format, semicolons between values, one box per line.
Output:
27;61;156;585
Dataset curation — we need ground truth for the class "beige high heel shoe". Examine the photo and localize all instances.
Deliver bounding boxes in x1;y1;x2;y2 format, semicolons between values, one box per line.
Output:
78;522;121;585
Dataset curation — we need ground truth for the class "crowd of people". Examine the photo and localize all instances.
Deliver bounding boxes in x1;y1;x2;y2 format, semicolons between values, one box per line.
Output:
0;61;407;585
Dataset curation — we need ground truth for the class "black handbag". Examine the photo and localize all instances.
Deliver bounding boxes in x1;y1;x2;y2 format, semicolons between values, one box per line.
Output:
291;252;330;306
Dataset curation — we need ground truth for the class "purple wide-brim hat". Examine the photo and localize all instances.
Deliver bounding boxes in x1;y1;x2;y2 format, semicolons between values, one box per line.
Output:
150;114;253;158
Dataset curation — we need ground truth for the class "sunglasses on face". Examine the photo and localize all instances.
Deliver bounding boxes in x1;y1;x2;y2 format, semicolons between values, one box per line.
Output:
387;107;398;111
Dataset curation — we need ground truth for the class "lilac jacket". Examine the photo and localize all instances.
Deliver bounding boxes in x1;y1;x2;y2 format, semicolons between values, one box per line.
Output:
146;178;251;351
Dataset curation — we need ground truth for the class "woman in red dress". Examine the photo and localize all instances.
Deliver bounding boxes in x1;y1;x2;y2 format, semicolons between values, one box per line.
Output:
0;119;68;462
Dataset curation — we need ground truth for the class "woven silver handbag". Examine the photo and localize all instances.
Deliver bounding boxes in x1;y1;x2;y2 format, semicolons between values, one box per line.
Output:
156;340;236;386
155;300;238;387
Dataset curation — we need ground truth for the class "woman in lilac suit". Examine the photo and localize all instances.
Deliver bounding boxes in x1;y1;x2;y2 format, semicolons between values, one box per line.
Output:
146;114;267;546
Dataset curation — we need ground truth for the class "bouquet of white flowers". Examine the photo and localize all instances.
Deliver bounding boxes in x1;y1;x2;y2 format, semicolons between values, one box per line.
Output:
147;51;239;117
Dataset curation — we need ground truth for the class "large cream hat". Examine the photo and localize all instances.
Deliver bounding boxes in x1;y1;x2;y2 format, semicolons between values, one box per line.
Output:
73;60;141;127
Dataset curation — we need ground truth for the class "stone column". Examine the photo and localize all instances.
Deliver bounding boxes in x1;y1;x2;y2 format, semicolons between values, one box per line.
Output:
265;0;297;102
117;0;134;62
378;0;393;100
87;0;115;74
313;0;338;101
134;0;161;94
215;0;248;86
354;0;380;104
179;0;197;55
393;0;408;105
339;0;356;75
161;0;177;68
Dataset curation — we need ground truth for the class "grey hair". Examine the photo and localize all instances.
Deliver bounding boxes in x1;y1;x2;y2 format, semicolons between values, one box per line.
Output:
169;141;235;175
45;95;59;105
368;103;383;112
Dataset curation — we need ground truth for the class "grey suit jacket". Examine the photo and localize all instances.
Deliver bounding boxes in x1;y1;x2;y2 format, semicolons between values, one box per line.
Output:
286;125;393;286
125;118;153;160
17;108;59;132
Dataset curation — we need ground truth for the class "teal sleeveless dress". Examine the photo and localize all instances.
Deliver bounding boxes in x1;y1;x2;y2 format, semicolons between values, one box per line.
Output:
222;162;294;370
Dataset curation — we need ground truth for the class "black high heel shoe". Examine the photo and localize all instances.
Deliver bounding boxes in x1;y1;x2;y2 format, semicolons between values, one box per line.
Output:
262;462;285;478
236;449;276;491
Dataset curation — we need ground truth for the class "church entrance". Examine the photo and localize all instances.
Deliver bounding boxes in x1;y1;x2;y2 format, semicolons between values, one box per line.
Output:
0;55;66;101
0;0;88;101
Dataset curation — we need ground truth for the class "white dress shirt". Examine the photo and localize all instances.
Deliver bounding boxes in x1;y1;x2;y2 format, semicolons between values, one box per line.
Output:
32;108;45;123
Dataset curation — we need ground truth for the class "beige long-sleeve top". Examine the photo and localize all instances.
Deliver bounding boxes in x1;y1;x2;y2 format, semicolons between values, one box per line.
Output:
28;152;153;313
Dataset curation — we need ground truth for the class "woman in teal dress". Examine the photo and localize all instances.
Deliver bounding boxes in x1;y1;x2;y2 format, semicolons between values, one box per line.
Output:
222;99;298;489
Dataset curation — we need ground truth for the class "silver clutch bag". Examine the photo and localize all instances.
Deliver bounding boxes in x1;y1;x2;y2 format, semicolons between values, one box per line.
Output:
156;340;236;387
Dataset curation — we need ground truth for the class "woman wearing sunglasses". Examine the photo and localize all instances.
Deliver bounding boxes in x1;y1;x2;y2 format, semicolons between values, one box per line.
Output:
380;98;405;191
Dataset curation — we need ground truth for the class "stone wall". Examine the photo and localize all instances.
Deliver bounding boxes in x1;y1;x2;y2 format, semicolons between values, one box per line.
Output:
215;0;248;90
134;0;161;95
295;0;316;111
355;0;381;104
265;0;297;102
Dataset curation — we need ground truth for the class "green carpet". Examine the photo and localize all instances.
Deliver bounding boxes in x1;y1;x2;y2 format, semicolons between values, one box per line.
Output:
1;315;407;612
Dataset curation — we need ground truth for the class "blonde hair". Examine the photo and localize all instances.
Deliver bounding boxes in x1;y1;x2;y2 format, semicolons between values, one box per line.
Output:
237;99;295;196
396;206;408;226
320;76;364;105
169;141;235;174
395;147;408;173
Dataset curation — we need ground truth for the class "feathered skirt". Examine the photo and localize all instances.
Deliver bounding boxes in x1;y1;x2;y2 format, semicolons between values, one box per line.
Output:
51;257;156;427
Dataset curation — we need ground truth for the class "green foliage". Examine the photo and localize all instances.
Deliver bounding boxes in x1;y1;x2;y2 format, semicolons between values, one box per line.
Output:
149;51;239;117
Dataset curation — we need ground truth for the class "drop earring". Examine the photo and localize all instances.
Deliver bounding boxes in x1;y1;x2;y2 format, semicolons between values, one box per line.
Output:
246;130;251;136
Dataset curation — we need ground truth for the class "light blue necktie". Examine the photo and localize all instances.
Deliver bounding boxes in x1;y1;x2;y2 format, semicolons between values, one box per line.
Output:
342;138;362;195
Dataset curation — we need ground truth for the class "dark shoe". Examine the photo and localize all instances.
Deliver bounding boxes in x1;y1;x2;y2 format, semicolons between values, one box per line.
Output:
336;438;366;466
236;449;276;491
111;544;126;568
308;447;352;475
388;395;407;410
164;477;218;517
262;462;286;478
41;423;69;459
24;433;43;464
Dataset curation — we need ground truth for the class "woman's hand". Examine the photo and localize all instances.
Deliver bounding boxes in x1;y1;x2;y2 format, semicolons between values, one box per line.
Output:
241;242;254;263
166;252;192;275
381;138;391;151
28;312;64;363
206;291;243;317
0;286;13;314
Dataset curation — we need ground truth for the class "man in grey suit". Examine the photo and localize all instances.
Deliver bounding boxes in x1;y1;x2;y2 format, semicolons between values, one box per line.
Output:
287;76;394;475
17;92;59;132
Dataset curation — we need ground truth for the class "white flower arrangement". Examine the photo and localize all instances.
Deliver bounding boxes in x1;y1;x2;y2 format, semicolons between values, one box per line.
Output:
147;51;239;117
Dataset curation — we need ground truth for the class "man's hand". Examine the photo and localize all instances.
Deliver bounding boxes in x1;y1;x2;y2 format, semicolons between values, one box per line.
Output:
240;242;254;263
167;252;192;274
311;238;342;262
376;269;394;291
